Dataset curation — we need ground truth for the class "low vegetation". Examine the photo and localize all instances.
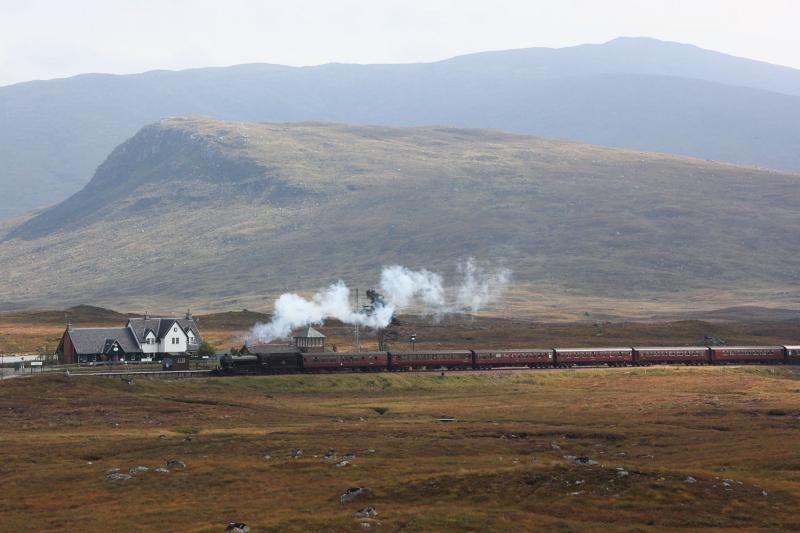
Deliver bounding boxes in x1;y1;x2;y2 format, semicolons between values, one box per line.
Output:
2;304;800;356
1;118;799;315
2;367;800;531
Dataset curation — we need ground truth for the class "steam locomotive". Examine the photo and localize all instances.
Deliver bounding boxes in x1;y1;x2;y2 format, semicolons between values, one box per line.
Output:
218;345;800;375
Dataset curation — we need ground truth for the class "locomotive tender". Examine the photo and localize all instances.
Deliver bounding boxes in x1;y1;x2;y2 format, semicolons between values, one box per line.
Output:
219;344;800;375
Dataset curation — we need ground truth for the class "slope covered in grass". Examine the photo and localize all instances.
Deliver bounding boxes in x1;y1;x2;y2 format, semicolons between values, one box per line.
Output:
1;117;798;314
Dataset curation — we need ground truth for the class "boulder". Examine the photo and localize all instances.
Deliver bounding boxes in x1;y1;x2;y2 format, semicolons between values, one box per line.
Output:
564;455;598;466
353;507;378;519
166;460;186;470
340;487;371;504
129;466;150;475
226;523;250;533
106;472;132;481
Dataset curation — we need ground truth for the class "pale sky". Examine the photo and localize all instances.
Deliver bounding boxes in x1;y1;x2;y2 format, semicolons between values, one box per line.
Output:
1;0;798;87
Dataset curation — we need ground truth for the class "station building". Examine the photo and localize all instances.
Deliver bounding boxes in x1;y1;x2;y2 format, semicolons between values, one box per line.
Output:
55;311;203;364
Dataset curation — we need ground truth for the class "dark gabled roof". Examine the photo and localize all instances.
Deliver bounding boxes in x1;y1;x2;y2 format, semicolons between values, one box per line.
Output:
102;338;126;354
127;318;164;344
157;319;179;339
293;326;326;338
127;317;202;347
67;327;140;355
176;318;202;344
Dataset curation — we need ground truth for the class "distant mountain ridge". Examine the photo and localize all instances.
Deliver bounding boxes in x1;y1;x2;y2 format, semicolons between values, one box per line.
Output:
1;118;798;314
1;37;800;218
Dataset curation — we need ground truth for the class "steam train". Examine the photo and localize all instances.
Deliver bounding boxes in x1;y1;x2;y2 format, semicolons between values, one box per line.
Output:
218;345;800;375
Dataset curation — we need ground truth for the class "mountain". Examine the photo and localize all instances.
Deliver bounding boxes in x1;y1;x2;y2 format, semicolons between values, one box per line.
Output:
1;117;798;315
2;37;800;219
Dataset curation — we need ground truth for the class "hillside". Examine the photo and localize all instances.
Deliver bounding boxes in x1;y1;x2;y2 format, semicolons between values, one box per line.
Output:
2;37;800;218
1;117;798;316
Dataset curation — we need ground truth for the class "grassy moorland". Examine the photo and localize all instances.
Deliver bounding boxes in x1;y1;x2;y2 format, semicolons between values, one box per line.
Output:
2;118;799;314
2;305;799;355
2;367;800;531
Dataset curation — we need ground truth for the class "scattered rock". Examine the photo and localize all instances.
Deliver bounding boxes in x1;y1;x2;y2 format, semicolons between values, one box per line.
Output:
106;472;132;482
568;491;583;496
106;468;120;475
616;469;629;477
762;490;769;497
154;468;169;474
263;455;271;461
357;523;371;529
353;507;378;519
334;460;350;468
366;449;376;454
226;523;250;533
165;460;186;470
575;480;585;485
341;453;356;460
684;476;697;484
158;435;168;440
129;466;150;475
290;449;303;459
564;455;598;466
340;487;371;504
323;449;336;460
550;442;561;451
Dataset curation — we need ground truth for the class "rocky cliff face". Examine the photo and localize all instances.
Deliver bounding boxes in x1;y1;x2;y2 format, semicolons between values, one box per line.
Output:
7;119;300;240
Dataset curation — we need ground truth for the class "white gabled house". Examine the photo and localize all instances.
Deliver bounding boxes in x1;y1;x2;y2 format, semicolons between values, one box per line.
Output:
56;310;203;364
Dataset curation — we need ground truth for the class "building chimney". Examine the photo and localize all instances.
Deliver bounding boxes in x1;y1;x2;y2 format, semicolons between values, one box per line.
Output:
186;308;192;320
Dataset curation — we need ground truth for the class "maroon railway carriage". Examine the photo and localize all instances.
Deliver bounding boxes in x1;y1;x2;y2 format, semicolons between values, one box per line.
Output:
785;346;800;364
388;350;473;370
710;346;785;364
554;348;633;367
473;349;554;368
633;346;710;365
301;351;389;371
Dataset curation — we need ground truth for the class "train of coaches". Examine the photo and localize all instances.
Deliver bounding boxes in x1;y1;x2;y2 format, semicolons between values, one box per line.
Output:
218;345;800;375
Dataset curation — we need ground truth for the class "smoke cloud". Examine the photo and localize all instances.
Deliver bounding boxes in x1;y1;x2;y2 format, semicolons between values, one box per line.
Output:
246;259;511;344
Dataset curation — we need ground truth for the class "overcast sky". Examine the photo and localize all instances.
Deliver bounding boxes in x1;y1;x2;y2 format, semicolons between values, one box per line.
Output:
1;0;798;87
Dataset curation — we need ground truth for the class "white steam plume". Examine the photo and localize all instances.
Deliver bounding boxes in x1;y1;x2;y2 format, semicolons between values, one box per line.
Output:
246;259;511;344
